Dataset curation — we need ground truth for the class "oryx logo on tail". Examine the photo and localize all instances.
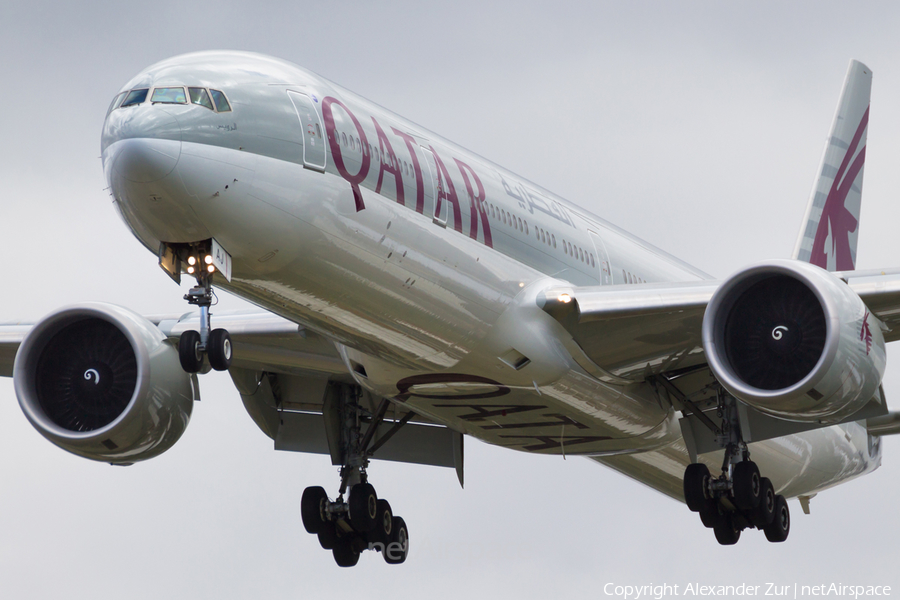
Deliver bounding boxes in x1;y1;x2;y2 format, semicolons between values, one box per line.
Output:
793;60;871;272
809;107;868;271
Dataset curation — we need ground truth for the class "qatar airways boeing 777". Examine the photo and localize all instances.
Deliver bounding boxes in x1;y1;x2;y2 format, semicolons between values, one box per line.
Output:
2;52;899;565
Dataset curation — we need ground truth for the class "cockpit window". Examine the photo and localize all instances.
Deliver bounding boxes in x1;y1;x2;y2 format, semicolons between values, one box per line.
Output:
151;87;187;104
107;92;127;116
189;87;214;110
120;88;148;107
209;89;232;112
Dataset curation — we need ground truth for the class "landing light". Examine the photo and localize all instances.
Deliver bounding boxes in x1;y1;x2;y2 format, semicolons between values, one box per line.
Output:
207;265;215;273
558;293;572;304
204;255;213;265
187;266;195;274
187;256;197;266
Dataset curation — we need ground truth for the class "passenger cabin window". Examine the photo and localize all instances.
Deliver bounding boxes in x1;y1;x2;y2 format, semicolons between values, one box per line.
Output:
120;88;148;107
151;87;187;104
189;87;214;110
209;89;232;112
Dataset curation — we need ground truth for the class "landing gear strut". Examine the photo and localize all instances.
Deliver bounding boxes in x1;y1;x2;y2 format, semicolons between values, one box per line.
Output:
177;247;232;373
682;390;790;545
300;385;409;567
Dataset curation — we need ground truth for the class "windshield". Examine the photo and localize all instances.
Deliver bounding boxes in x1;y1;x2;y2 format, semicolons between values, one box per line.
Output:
120;89;148;107
151;87;187;104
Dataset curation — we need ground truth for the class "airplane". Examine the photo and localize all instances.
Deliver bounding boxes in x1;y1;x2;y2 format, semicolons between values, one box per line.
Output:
2;51;899;566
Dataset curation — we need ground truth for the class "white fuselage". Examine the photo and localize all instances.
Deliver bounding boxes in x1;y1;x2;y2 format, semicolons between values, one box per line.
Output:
101;51;880;501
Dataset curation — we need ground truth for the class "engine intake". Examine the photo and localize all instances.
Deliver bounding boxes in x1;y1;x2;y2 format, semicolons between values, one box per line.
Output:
702;260;885;423
14;303;195;463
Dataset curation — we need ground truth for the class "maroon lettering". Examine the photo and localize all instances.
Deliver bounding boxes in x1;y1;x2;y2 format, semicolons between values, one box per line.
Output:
391;128;424;214
454;158;493;248
429;146;463;234
372;117;404;205
322;97;370;211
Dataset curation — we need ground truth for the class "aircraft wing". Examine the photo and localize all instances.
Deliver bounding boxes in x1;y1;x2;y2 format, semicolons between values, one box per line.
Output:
538;269;900;383
841;268;900;343
0;323;29;377
0;309;462;478
0;310;346;378
538;281;718;383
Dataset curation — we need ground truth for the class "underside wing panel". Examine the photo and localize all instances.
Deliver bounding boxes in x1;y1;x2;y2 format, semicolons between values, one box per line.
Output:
274;410;460;469
390;371;682;456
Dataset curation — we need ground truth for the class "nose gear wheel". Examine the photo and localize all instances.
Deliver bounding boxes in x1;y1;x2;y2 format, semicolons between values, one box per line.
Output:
170;242;232;374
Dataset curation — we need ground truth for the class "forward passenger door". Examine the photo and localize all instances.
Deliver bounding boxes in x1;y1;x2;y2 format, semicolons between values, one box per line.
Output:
287;91;326;172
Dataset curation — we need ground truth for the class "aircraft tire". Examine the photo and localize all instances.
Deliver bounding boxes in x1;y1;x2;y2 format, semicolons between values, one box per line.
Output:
764;495;790;542
752;478;776;529
349;483;378;533
332;541;360;567
383;516;408;564
733;461;761;510
178;330;203;373
370;499;393;546
207;328;232;371
301;486;329;534
713;512;741;545
699;500;721;528
684;463;710;512
318;522;339;550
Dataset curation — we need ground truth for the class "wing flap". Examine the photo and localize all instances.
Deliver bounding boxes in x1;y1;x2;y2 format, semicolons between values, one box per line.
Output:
275;410;461;469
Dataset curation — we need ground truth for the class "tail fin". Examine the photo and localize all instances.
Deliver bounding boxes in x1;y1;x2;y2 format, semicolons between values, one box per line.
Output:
793;60;872;271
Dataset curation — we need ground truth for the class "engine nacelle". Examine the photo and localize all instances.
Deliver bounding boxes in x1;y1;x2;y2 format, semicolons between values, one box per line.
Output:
702;260;885;423
14;303;195;463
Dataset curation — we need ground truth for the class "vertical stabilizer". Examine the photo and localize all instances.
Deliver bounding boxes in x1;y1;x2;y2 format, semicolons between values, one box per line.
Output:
793;60;871;271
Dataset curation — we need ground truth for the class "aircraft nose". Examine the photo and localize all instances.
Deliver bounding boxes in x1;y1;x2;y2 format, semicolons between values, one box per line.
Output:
106;108;182;183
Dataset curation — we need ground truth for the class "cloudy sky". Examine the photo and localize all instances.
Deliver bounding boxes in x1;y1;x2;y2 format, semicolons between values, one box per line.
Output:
3;1;900;597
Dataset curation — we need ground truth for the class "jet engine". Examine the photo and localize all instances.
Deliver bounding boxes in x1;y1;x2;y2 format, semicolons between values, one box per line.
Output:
14;303;195;464
702;260;885;423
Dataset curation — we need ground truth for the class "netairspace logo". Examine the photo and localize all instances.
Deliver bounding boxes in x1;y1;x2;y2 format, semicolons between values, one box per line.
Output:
602;583;893;600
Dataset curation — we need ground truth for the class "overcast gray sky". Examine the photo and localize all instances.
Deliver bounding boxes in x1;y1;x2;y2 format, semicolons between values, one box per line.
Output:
3;2;900;598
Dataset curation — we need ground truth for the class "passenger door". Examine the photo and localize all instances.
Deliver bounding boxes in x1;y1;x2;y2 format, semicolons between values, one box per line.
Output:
589;230;613;284
287;91;326;172
419;147;445;227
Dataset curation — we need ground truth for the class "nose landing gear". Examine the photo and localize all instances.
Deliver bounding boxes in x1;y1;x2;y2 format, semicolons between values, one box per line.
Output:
176;248;232;374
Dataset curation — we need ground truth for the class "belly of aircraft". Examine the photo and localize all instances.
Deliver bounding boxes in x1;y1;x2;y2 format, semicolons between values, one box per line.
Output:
110;140;881;500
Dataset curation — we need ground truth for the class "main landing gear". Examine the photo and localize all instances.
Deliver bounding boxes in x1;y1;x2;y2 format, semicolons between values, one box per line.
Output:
301;481;409;567
300;386;409;567
682;392;790;545
177;250;232;374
